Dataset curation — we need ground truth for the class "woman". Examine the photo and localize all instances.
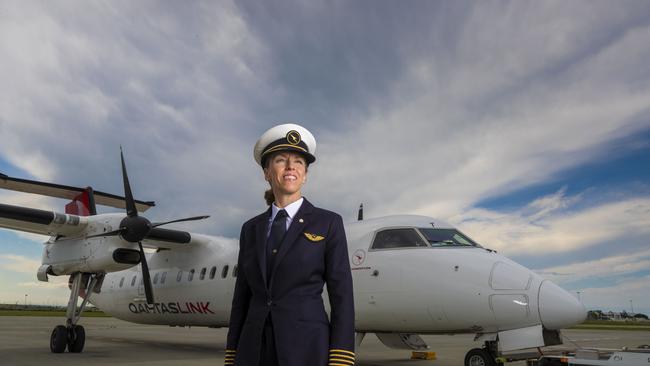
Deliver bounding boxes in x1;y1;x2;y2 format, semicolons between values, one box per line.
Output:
225;124;355;366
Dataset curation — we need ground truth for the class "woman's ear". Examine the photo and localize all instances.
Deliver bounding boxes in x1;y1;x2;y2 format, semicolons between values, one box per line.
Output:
263;168;270;182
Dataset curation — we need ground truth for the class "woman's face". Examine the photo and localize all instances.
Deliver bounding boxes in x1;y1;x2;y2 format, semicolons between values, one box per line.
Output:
264;152;308;197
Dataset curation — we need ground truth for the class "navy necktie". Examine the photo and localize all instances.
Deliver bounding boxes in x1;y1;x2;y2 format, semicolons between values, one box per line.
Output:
266;209;287;283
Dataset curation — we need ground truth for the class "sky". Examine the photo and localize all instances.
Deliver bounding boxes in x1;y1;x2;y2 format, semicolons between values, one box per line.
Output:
1;1;649;316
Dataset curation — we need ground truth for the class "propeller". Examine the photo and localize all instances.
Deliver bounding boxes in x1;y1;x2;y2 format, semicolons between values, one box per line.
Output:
89;148;209;304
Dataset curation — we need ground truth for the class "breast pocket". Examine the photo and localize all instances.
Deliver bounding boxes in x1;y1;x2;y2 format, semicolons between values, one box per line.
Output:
298;232;326;261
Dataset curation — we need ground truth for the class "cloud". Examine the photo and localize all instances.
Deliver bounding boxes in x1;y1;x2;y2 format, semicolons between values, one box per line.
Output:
0;192;61;242
579;275;650;313
0;254;71;305
17;279;68;289
537;250;650;283
452;189;650;255
1;1;649;235
0;254;41;274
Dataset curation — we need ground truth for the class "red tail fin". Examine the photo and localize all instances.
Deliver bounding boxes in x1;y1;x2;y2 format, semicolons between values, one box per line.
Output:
65;187;97;216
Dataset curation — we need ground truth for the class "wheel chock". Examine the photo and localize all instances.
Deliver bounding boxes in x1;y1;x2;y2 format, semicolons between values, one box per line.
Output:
411;351;437;360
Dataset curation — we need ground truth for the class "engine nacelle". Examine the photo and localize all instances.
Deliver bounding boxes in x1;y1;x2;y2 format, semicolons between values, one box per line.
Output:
42;238;141;276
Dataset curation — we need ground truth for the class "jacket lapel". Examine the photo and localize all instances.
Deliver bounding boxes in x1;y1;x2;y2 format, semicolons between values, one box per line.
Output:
254;209;271;287
271;199;314;281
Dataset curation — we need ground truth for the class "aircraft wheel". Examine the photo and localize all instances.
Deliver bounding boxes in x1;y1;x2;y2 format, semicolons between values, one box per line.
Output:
50;325;68;353
465;348;496;366
68;325;85;353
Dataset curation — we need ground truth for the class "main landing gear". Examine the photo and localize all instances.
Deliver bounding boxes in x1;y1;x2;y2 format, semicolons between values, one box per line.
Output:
465;341;502;366
50;272;103;353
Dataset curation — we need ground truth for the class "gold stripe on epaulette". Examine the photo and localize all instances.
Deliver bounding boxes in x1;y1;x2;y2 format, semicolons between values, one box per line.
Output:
330;353;355;361
304;232;325;242
329;348;355;356
329;357;355;364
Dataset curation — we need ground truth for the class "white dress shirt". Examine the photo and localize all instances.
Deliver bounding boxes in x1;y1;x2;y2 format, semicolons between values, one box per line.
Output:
267;197;304;238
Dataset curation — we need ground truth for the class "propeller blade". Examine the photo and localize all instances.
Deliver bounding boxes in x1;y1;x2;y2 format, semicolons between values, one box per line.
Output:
120;148;138;218
151;215;210;228
146;227;192;244
86;228;124;239
138;241;154;304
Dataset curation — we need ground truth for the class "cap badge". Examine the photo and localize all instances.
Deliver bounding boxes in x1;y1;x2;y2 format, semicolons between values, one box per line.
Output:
286;130;301;145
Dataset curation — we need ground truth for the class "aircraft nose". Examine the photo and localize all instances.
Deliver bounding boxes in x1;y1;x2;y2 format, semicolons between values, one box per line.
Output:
538;280;587;330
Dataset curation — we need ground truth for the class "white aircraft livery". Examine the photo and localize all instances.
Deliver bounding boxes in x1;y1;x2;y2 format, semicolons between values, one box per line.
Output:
0;152;586;366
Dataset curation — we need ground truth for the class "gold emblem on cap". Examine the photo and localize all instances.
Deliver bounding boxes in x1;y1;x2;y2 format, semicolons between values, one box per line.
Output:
286;130;301;145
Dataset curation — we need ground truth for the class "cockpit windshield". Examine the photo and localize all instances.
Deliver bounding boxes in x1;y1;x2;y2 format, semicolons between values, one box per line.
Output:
417;228;481;248
370;227;482;250
371;228;428;250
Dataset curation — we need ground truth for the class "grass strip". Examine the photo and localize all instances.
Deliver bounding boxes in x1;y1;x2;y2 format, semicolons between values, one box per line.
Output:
570;324;650;331
0;310;110;317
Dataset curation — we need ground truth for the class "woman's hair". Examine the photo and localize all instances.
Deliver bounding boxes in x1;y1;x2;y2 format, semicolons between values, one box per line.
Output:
262;152;308;206
264;189;275;206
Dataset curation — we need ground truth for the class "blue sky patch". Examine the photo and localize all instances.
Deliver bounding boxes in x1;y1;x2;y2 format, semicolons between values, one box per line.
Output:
477;128;650;212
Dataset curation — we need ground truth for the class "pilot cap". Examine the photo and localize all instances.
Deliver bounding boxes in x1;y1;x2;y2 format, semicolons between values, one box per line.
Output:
254;123;317;167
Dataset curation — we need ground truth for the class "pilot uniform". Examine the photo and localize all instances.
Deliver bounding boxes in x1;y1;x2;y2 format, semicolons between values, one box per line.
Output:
225;124;355;366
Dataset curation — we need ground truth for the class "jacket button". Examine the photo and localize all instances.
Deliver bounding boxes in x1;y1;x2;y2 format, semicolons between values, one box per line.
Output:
267;300;273;306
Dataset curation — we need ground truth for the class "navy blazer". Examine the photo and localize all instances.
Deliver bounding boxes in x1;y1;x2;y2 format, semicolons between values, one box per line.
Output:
225;199;355;366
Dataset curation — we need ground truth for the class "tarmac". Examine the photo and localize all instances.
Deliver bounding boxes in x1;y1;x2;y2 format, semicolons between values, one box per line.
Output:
1;317;648;366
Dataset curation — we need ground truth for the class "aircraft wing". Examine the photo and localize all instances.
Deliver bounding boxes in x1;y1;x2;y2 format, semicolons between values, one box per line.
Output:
0;173;155;213
0;202;87;237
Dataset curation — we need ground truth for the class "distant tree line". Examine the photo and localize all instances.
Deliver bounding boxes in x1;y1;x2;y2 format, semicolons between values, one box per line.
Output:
588;310;648;320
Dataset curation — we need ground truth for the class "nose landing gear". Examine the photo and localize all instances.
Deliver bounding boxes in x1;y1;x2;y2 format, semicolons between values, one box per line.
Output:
49;272;102;353
465;341;502;366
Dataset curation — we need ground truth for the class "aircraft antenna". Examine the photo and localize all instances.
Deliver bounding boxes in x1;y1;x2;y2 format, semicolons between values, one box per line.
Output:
357;203;363;221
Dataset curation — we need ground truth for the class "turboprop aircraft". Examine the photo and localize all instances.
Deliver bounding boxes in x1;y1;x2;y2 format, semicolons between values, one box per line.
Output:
0;152;586;366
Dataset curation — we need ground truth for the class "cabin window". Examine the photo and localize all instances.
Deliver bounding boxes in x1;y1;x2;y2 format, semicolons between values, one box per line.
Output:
221;265;229;278
417;228;480;247
176;270;183;282
119;277;125;288
233;265;238;278
188;269;195;282
153;272;159;285
161;271;167;284
371;228;428;250
200;267;207;280
209;266;217;280
131;275;137;287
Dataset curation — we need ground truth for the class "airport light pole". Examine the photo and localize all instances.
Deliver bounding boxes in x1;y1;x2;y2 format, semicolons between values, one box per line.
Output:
576;291;581;302
630;299;634;314
24;294;27;307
